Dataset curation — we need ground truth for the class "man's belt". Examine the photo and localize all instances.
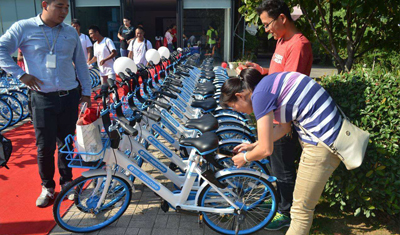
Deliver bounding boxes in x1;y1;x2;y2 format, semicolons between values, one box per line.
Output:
31;87;78;97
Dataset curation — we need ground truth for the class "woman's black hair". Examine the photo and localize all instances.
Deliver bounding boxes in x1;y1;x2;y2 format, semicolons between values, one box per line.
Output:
220;68;264;109
256;0;293;22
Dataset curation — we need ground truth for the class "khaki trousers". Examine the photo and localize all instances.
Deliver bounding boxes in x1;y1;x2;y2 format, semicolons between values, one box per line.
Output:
286;142;341;235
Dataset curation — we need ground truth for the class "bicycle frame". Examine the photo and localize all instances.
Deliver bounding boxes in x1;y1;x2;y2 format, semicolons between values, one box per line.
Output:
95;147;239;214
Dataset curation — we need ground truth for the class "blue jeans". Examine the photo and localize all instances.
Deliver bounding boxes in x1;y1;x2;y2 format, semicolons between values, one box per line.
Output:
168;43;174;52
120;48;128;57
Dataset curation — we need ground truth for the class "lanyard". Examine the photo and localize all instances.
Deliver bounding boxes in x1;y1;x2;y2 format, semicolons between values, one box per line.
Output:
40;26;62;54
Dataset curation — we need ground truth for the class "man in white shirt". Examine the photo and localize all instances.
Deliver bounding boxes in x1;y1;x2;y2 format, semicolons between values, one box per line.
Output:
165;27;173;52
87;25;117;84
71;19;92;63
128;27;153;66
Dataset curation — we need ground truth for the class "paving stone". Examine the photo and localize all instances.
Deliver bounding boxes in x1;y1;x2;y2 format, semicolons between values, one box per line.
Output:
128;219;155;228
190;229;205;235
177;228;191;235
151;228;178;235
125;227;140;235
138;228;153;235
179;214;198;229
116;214;133;227
153;214;168;228
98;226;126;235
166;215;180;229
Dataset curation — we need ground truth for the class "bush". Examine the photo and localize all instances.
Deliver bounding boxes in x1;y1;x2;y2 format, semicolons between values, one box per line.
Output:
319;67;400;218
354;49;400;72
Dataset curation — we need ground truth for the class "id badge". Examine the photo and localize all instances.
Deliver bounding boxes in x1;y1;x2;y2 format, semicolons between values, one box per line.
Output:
46;54;56;68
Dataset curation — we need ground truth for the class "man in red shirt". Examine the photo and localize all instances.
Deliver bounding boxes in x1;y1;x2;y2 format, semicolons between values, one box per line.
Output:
171;24;177;50
236;0;313;232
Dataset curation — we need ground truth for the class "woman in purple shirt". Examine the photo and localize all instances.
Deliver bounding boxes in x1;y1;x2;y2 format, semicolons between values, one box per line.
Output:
220;68;342;235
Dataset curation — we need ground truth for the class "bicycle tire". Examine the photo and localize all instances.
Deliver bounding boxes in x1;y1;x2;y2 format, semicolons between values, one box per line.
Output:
197;172;278;234
0;99;13;131
217;157;270;175
9;90;29;119
53;174;132;233
216;129;256;143
0;94;23;125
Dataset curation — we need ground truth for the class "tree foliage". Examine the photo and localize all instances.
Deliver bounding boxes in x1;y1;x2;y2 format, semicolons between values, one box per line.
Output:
238;0;400;73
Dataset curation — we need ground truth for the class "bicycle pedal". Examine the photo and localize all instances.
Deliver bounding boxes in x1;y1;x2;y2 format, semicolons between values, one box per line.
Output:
160;199;170;213
198;213;203;225
169;162;178;172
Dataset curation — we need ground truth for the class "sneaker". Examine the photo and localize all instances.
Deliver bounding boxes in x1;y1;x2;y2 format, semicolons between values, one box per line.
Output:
61;181;75;201
264;212;291;230
260;197;273;208
36;186;55;207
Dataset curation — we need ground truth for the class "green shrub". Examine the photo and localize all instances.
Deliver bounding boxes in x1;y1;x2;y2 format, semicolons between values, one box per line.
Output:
319;68;400;218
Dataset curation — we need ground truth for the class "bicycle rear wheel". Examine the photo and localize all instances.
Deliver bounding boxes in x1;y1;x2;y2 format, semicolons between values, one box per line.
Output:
0;94;23;125
0;99;13;131
53;174;132;233
198;172;278;234
9;90;29;119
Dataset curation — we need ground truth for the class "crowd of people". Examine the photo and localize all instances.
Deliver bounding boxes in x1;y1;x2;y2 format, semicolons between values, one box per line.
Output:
0;0;349;234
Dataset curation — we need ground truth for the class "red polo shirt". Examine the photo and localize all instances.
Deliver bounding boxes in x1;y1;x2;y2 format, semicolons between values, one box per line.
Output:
269;33;313;76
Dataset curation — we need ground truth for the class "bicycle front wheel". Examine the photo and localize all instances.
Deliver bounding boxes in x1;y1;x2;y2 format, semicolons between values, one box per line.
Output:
53;174;132;233
198;172;278;234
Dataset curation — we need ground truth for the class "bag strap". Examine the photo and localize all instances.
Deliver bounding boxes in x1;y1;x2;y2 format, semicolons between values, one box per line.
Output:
293;104;346;160
293;120;344;161
104;38;115;61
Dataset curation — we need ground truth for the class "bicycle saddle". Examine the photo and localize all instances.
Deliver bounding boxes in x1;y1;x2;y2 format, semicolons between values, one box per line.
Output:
179;132;219;154
196;81;214;88
193;86;215;96
191;97;217;112
185;114;219;133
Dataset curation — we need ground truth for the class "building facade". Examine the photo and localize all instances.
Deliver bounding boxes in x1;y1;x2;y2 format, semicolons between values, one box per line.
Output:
0;0;237;61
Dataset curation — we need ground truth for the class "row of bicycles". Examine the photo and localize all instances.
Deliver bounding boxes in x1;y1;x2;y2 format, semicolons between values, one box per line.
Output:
0;74;30;131
54;47;277;235
0;66;104;131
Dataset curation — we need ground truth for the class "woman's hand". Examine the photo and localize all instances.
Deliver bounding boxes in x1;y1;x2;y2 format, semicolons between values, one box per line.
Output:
233;142;256;153
236;62;269;75
232;152;246;168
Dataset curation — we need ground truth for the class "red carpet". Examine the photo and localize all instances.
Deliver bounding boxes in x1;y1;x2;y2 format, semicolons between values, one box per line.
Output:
0;123;85;235
0;87;127;235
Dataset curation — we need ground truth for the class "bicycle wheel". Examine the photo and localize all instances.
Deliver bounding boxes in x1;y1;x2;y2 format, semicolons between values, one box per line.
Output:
53;174;132;233
0;94;23;125
0;99;13;131
216;129;256;143
217;157;270;175
198;172;278;234
9;90;29;119
218;121;254;134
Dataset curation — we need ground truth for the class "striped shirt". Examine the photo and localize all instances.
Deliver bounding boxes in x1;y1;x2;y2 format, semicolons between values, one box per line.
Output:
252;72;342;146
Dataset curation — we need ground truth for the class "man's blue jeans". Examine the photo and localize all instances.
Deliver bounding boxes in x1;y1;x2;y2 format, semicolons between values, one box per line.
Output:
120;48;128;57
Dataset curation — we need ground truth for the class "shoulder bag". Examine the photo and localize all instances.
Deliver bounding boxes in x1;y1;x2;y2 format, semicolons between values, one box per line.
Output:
294;105;370;170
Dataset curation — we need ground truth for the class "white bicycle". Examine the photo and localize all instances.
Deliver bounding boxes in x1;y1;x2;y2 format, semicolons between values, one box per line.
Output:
53;106;278;235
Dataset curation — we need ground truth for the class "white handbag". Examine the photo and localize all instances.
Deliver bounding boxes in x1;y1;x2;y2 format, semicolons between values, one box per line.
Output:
294;106;370;170
75;103;103;162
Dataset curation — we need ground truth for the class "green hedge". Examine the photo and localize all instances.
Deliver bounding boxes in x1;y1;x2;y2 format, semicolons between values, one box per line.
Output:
319;68;400;218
